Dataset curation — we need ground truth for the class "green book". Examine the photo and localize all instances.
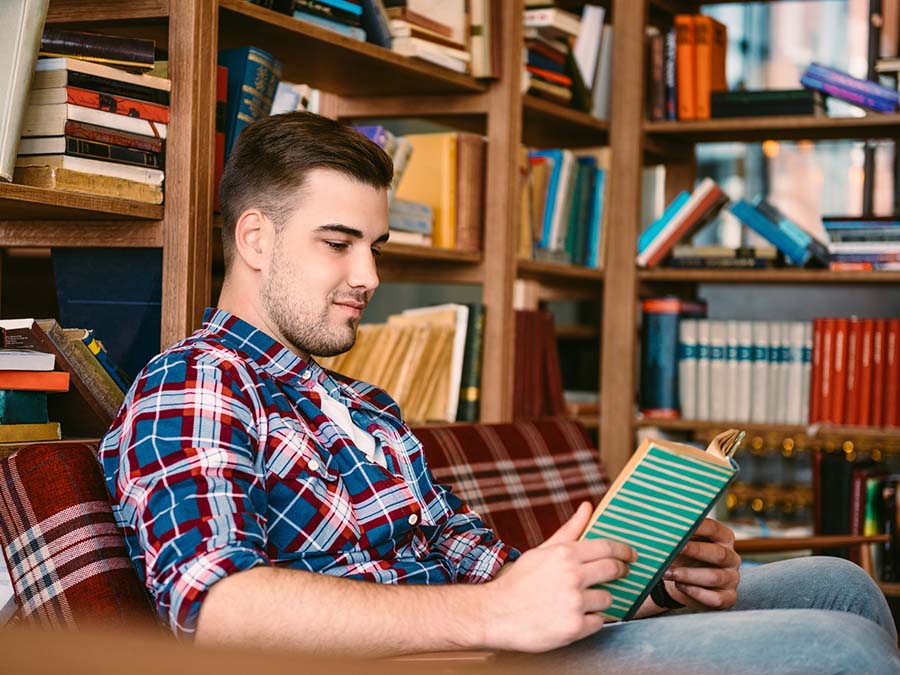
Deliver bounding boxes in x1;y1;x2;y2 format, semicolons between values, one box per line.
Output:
0;389;49;425
580;429;742;622
455;303;484;422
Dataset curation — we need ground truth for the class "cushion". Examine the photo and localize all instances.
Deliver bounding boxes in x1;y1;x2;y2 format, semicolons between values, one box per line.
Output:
0;443;157;629
413;419;610;552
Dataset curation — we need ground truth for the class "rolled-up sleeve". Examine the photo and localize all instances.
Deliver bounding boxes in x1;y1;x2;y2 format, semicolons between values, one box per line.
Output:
101;352;272;637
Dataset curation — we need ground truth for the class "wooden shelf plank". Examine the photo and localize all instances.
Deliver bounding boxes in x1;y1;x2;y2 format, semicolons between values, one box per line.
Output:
522;96;609;148
0;183;163;221
634;418;900;452
0;220;163;248
644;114;900;143
47;0;169;22
518;259;605;283
218;0;485;96
377;244;482;284
637;268;900;284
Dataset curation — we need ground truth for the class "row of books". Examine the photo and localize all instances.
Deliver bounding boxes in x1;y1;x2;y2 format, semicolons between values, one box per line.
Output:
316;303;483;423
247;0;498;78
15;29;170;204
646;13;727;121
514;309;565;420
809;317;900;428
521;5;612;119
825;218;900;271
520;147;609;268
0;318;130;449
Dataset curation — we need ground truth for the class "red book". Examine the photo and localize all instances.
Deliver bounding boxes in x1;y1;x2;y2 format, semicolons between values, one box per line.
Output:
644;183;728;268
40;85;170;123
0;370;70;392
213;65;228;212
831;318;849;425
857;319;875;427
872;319;887;427
886;319;900;427
809;318;823;423
525;65;572;87
65;119;163;153
844;319;862;425
819;319;835;424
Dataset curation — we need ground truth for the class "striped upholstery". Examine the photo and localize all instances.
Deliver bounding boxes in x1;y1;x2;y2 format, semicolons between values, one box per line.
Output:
412;419;610;552
0;443;156;629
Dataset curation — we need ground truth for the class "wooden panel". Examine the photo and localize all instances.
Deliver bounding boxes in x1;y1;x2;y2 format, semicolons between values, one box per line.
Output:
479;0;524;422
47;0;169;21
735;534;889;554
0;184;163;220
638;269;900;284
160;0;217;346
376;245;482;284
645;114;900;143
600;0;647;477
522;96;609;148
333;94;489;136
218;0;484;96
517;259;605;283
0;221;162;248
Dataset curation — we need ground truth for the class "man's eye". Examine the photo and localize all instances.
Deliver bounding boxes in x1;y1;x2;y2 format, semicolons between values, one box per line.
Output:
326;241;349;251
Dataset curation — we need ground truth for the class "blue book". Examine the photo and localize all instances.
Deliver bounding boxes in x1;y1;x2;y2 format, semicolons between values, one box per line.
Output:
585;168;606;269
729;200;810;266
357;0;392;48
390;197;433;221
0;390;49;425
293;10;367;40
755;199;829;267
218;47;283;158
315;0;362;15
389;211;432;235
352;124;397;154
800;68;898;112
638;191;690;255
79;330;134;393
805;62;900;107
823;219;900;230
526;50;566;75
528;149;565;249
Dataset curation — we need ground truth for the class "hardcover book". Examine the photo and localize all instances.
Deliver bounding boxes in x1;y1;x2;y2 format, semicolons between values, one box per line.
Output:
579;429;743;622
39;28;156;72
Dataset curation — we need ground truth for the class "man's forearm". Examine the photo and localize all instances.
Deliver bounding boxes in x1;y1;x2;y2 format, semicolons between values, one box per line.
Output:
195;566;492;657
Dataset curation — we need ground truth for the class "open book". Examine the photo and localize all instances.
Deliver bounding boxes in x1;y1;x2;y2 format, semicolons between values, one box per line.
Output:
579;429;744;621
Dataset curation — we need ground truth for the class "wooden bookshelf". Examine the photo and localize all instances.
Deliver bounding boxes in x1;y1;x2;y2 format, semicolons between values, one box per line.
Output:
637;268;900;284
522;96;609;148
376;245;483;285
218;0;485;96
644;113;900;143
46;0;169;22
0;184;163;221
518;259;605;284
0;221;163;248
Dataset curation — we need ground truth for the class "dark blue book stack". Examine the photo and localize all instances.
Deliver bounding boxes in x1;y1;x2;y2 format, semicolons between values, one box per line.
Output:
800;62;900;113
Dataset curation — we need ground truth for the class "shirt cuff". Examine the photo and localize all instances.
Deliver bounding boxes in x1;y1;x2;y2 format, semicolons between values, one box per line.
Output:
167;544;271;638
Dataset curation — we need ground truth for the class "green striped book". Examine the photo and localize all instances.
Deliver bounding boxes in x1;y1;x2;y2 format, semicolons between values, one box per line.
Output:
580;429;741;621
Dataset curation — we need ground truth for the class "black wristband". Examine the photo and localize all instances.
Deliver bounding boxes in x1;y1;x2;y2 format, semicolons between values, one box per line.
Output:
650;579;685;610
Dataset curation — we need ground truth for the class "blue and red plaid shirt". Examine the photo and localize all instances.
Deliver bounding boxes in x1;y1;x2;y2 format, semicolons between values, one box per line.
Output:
99;308;517;637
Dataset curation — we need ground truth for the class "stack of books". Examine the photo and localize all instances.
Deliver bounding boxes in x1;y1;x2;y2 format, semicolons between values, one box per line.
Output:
729;199;830;268
800;62;900;113
292;0;367;41
387;198;433;247
316;303;484;423
0;347;67;445
15;29;169;204
522;7;582;107
385;0;470;73
823;218;900;271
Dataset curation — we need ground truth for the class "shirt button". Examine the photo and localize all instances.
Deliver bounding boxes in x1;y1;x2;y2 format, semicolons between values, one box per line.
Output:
408;513;419;526
300;370;311;382
308;459;320;472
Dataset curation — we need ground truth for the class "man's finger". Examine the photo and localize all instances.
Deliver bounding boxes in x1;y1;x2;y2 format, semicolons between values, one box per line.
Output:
581;588;614;613
580;558;630;588
692;518;735;544
665;565;738;589
679;540;740;568
674;582;737;610
575;537;638;564
541;502;594;546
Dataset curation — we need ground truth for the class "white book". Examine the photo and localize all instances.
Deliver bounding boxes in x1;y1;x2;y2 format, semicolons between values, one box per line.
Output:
22;102;168;139
750;321;769;423
523;8;582;40
573;5;605;89
708;321;727;421
15;154;164;186
636;177;718;268
34;56;171;92
766;321;784;424
786;321;806;425
270;81;302;115
725;320;740;421
801;321;813;424
695;320;711;420
678;319;698;420
392;42;468;73
391;36;471;62
548;149;577;252
0;348;54;371
405;0;467;45
590;24;614;119
735;321;753;422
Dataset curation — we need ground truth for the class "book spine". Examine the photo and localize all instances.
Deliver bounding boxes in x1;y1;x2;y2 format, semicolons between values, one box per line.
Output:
220;47;282;158
765;321;781;423
358;0;393;48
638;191;690;255
586;167;606;269
389;211;432;235
294;0;363;25
40;28;155;67
293;10;368;40
65;136;163;169
801;321;813;425
801;72;898;112
724;320;739;420
872;319;887;427
806;62;900;105
0;390;49;425
819;319;835;424
64;119;163;153
693;16;713;120
735;320;753;422
62;70;170;105
858;319;875;427
65;86;169;123
455;133;486;253
695;320;711;420
845;319;862;425
0;421;61;443
648;29;666;121
886;320;900;427
708;321;727;421
456;303;484;422
664;29;678;120
729;200;810;266
674;15;696;120
677;319;698;419
831;318;849;425
809;318;823;423
750;321;769;423
639;298;682;417
214;65;227;212
81;333;132;393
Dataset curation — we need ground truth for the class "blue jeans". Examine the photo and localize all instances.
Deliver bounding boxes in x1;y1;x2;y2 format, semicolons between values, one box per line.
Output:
501;557;900;674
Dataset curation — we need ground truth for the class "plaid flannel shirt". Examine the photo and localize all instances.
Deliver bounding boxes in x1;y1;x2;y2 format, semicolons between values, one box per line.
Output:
99;308;517;637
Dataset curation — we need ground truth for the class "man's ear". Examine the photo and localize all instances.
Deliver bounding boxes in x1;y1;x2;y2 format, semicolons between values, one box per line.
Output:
233;209;274;272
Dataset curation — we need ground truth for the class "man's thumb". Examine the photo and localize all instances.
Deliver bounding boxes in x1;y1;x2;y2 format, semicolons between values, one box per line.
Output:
542;501;593;546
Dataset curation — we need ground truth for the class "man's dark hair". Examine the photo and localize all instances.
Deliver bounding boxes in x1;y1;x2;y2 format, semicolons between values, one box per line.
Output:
218;111;394;264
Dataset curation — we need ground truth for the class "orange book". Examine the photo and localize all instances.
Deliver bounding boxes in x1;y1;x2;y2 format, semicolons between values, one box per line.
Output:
844;319;862;426
694;15;727;119
674;15;697;120
0;370;70;392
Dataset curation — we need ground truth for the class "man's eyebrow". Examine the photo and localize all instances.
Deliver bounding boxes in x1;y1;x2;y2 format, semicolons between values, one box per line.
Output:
314;223;390;245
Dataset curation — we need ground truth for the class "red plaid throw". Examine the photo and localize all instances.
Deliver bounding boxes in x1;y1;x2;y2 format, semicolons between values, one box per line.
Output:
0;443;156;629
412;419;610;552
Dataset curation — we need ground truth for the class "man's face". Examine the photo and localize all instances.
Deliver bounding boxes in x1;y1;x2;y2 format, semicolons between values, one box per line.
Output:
259;168;389;359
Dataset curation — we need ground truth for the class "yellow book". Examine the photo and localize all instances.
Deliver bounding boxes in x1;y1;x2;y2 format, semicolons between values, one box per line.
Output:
0;422;62;443
13;166;164;204
395;132;458;249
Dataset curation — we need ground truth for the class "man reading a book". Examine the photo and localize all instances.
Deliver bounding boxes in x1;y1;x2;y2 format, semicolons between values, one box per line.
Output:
100;112;898;673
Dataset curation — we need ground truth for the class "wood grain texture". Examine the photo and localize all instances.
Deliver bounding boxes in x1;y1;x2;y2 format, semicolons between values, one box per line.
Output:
600;0;647;477
0;183;162;220
47;0;169;22
638;269;900;284
0;220;162;247
645;114;900;143
522;96;609;149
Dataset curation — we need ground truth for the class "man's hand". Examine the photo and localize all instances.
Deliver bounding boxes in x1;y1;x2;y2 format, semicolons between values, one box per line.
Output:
662;518;741;611
482;502;636;653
